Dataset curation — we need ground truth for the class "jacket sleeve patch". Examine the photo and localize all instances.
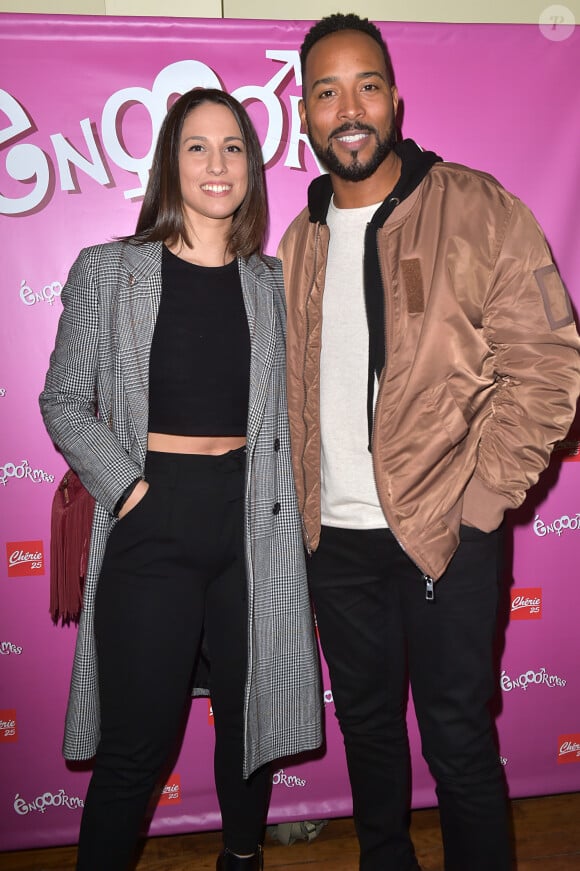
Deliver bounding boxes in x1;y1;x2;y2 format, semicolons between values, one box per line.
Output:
401;258;424;314
534;264;574;330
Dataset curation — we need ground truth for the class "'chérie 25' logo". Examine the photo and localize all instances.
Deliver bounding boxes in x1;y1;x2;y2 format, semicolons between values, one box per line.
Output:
0;709;18;742
558;734;580;764
159;774;181;805
6;541;45;577
553;436;580;462
510;587;542;620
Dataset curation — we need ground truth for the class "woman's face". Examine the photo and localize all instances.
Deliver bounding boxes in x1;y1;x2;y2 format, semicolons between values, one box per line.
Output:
178;101;249;228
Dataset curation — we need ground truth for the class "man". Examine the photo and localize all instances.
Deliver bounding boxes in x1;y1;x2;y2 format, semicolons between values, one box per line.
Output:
278;12;580;871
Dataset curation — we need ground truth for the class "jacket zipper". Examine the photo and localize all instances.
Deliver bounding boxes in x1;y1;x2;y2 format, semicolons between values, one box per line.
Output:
424;576;435;601
371;227;436;602
299;224;321;556
301;516;312;556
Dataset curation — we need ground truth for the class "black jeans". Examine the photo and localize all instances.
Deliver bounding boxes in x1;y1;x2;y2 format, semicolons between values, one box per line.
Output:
308;524;512;871
76;450;270;871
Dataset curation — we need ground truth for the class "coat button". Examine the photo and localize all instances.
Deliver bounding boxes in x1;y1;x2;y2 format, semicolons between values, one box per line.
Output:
272;502;281;515
274;438;280;451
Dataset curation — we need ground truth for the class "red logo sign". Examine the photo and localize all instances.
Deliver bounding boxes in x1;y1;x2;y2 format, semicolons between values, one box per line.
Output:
208;699;214;726
554;437;580;462
158;773;181;805
6;541;44;577
0;709;18;742
558;734;580;764
510;587;542;620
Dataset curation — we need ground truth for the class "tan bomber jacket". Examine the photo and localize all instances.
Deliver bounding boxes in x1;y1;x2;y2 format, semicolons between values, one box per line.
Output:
279;161;580;581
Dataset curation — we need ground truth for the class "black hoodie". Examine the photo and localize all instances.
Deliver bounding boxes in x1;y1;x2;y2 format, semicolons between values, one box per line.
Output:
306;139;442;446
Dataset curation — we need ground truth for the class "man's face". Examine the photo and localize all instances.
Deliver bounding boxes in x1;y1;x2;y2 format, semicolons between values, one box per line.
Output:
300;30;399;182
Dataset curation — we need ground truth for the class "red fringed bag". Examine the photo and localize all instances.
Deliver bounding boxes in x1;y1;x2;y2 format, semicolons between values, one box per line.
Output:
50;469;95;622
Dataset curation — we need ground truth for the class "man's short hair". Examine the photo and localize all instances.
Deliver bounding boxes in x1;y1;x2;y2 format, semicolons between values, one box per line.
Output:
300;12;395;86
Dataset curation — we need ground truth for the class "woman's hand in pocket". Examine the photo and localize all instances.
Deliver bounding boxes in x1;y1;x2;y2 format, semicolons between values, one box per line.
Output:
118;480;150;519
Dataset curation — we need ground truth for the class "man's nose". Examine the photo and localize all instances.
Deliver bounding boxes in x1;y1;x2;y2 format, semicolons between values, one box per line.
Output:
337;91;364;121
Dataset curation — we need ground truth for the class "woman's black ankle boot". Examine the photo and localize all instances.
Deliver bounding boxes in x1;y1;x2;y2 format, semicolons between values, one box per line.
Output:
216;845;263;870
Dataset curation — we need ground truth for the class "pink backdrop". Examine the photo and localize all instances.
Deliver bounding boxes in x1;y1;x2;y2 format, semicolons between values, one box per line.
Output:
0;13;579;852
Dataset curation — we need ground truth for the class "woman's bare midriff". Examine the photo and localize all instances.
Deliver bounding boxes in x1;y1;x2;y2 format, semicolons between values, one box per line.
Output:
147;432;246;455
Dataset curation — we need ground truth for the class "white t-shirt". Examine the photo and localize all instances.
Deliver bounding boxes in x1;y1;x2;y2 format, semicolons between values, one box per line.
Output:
320;197;388;529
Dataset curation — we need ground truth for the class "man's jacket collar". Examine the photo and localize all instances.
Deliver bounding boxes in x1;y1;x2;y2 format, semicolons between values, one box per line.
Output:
307;138;442;225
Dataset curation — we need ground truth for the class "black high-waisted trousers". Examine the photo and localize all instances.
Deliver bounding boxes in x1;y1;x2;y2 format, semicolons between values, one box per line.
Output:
76;449;270;871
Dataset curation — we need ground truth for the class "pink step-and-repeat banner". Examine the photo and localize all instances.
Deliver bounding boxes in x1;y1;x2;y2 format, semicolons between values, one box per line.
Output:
0;12;579;853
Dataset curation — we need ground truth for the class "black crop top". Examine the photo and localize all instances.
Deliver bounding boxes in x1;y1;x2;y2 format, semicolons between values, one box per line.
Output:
148;245;250;436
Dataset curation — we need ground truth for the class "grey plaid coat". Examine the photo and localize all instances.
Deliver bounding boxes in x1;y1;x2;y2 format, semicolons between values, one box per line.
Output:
40;240;322;776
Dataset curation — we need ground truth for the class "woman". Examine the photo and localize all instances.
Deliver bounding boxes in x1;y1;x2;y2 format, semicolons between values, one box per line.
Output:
40;88;322;871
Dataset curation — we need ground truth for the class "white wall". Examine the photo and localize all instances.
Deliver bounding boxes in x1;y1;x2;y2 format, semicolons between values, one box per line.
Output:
2;0;578;23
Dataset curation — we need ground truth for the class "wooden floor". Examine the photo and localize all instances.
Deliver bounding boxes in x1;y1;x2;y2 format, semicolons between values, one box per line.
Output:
1;792;579;870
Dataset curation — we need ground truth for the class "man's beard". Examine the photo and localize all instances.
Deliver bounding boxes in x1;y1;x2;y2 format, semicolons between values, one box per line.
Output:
308;121;397;182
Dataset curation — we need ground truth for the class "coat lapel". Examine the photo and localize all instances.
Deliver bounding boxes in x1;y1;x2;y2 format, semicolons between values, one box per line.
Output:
117;241;163;462
240;255;276;451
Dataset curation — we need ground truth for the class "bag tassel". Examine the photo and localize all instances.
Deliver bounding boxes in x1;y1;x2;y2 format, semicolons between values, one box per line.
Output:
50;470;95;623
